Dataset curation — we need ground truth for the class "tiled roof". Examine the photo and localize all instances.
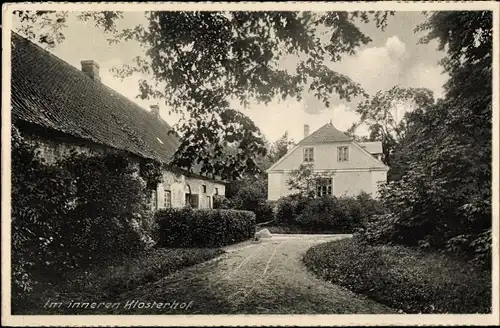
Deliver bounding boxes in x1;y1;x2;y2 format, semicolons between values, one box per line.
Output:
358;141;383;154
11;32;181;164
299;123;353;145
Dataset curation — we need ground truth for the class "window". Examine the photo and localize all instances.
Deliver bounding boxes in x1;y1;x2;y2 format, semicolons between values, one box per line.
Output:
316;178;333;197
187;194;199;209
202;184;207;193
164;190;172;208
215;188;219;195
337;146;349;162
303;147;314;162
150;190;158;210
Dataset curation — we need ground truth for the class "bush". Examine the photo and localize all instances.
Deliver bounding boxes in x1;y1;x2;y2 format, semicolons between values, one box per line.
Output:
276;193;384;233
57;152;155;266
155;208;256;247
303;238;491;314
11;126;77;294
275;194;308;226
11;126;156;296
222;179;274;223
361;164;492;266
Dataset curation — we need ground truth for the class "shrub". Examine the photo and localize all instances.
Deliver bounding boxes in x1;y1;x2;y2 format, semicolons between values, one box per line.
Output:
155;208;256;247
11;126;77;294
303;238;491;314
275;194;308;226
276;193;384;233
361;164;492;266
11;126;156;296
57;152;155;267
223;179;274;223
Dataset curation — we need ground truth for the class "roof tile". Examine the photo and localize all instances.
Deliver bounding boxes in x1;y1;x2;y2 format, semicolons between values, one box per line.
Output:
299;123;353;145
11;32;180;164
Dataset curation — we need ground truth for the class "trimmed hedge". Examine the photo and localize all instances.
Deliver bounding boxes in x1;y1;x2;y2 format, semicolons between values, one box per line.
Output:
155;208;256;247
303;238;491;314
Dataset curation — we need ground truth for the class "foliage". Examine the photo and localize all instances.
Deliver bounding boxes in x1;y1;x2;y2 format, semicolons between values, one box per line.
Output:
360;11;492;265
11;126;76;294
263;131;296;169
275;192;383;232
13;247;223;314
350;86;435;180
12;10;123;48
286;163;335;198
57;152;155;266
13;10;394;180
139;158;164;190
303;238;491;314
155;208;256;247
275;194;309;226
11;126;155;296
219;178;274;223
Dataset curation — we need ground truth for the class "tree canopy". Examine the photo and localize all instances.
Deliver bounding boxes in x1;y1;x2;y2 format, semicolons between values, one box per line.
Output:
363;11;492;265
12;10;394;180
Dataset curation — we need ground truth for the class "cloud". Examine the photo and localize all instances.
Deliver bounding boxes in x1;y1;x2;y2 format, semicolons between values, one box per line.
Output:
334;35;408;96
385;36;406;59
405;63;448;99
239;98;364;143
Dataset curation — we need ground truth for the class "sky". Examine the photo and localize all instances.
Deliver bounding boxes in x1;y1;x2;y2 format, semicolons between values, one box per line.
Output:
12;11;449;143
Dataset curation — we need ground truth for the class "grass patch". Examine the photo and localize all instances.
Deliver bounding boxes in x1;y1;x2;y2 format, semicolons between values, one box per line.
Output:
303;238;491;314
13;247;224;314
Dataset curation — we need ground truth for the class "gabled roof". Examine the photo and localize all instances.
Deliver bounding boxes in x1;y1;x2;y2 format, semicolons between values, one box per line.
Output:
299;123;353;145
358;141;383;154
266;122;388;172
11;32;180;164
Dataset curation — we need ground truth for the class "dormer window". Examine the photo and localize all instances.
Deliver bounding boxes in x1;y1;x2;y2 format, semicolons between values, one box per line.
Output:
338;146;349;162
303;147;314;162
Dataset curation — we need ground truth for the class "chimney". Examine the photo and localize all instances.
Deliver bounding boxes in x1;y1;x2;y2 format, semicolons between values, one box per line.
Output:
150;105;160;118
304;124;310;138
81;60;100;82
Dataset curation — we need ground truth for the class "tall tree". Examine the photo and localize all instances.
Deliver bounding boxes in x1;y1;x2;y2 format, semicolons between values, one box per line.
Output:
12;10;395;179
267;131;295;164
351;86;435;171
365;11;492;264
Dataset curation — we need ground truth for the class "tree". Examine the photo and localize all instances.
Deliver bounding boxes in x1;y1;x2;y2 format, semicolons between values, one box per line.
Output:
269;131;295;162
351;86;435;170
286;163;335;198
364;11;492;265
13;10;394;179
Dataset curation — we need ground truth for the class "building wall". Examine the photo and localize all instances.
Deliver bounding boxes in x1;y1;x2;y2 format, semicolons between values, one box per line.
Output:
267;140;388;200
155;172;226;210
267;169;385;200
21;130;226;208
271;141;386;172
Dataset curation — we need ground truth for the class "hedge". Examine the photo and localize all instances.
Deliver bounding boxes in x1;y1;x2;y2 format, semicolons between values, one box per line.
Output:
303;238;491;314
275;192;385;232
155;208;256;247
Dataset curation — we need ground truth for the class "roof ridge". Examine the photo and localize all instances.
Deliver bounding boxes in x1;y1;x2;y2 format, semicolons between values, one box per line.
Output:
299;122;353;145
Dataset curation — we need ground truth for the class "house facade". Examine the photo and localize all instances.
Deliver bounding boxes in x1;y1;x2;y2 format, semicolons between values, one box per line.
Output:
266;123;388;200
11;32;225;209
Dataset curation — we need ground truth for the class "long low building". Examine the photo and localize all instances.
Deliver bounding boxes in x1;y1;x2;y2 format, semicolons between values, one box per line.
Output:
11;31;226;210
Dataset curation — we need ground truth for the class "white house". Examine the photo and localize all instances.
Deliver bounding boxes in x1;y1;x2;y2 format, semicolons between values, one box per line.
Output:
266;122;389;200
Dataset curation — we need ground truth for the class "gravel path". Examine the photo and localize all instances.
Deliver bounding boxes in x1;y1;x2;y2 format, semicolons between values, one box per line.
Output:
105;234;394;314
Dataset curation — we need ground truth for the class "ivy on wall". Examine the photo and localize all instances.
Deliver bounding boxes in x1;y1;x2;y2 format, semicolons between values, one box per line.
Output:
11;125;157;300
